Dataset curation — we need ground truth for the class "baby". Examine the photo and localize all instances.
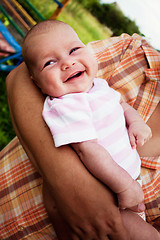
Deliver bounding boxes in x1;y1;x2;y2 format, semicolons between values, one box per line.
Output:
22;20;159;239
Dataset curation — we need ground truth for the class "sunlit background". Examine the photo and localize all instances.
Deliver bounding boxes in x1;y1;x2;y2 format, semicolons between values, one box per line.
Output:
101;0;160;50
1;0;160;149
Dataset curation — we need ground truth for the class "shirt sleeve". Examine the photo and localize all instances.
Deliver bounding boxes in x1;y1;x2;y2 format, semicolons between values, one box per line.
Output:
42;93;97;147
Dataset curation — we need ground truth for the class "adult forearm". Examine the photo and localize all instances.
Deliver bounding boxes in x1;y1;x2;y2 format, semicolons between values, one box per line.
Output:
6;63;81;192
6;63;129;239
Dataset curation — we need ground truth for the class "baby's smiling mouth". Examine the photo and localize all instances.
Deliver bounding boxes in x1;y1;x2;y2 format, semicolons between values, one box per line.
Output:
66;71;84;81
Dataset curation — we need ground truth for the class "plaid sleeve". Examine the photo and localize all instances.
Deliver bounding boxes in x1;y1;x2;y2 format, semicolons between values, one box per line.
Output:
88;33;160;122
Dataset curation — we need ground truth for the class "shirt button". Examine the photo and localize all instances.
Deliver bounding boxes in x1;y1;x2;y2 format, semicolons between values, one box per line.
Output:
19;225;24;231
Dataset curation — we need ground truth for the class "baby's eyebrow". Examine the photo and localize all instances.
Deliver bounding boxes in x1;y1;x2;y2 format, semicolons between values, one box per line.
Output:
70;40;84;46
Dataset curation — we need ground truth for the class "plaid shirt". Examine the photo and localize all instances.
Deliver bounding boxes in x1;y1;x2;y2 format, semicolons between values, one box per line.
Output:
88;34;160;227
88;33;160;169
0;34;160;239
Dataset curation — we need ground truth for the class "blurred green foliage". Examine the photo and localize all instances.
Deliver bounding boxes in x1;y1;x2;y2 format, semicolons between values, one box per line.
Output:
77;0;142;36
0;72;16;150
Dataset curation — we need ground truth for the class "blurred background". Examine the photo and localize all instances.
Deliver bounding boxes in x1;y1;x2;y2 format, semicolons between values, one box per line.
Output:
102;0;160;51
0;0;159;150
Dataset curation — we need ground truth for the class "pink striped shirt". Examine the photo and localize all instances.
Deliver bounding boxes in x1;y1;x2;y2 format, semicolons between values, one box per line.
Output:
43;78;140;179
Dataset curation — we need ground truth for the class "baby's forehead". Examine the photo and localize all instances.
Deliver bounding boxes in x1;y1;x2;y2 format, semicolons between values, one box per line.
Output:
24;25;83;60
35;23;72;35
32;28;80;46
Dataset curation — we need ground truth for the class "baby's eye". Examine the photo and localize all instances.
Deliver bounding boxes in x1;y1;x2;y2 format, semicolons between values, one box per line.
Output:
44;60;55;68
70;47;80;55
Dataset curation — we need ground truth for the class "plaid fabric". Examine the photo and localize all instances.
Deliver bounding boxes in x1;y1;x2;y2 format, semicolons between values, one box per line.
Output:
0;137;57;239
88;33;160;229
0;34;160;239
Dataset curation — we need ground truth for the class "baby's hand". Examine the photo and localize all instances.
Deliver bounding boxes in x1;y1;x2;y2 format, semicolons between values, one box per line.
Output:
128;121;152;149
117;179;144;210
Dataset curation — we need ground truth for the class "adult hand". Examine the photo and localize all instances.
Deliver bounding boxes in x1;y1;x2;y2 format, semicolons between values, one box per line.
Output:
46;160;129;240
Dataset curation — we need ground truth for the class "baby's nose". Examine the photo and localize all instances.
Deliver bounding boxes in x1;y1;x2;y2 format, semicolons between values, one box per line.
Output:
61;59;76;71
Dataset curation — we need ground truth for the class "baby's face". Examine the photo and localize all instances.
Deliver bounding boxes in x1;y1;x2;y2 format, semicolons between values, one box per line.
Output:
27;24;98;97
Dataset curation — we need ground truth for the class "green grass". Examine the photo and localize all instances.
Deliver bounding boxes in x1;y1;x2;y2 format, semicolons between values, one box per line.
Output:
57;1;111;44
0;0;111;150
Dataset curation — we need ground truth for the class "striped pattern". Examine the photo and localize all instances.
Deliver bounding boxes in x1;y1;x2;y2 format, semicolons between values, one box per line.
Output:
0;33;160;238
43;78;140;179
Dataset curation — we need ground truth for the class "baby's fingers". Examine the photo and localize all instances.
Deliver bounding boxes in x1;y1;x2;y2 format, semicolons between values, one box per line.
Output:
147;129;152;140
136;130;152;147
129;203;146;213
136;136;145;147
129;133;136;149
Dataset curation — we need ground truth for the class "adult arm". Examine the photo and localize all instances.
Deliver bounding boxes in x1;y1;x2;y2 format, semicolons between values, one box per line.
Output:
6;62;129;240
